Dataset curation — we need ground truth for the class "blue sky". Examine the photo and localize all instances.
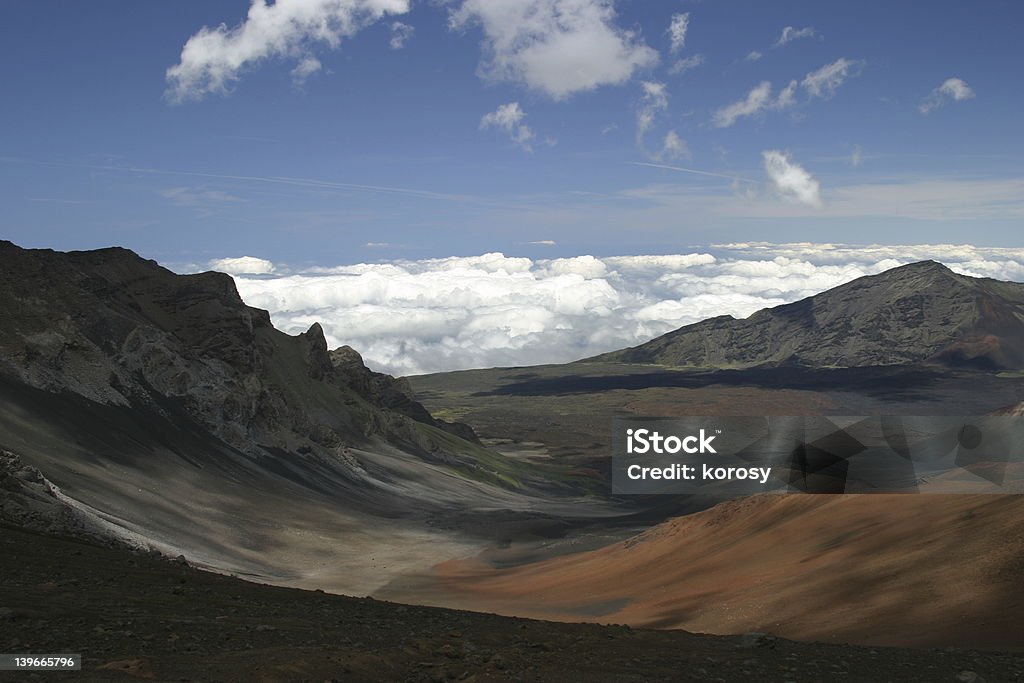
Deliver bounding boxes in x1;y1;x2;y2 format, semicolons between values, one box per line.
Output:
1;0;1022;267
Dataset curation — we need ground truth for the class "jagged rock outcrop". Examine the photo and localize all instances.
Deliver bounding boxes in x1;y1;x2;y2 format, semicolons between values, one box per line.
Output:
0;240;475;461
330;345;479;443
0;449;113;542
589;261;1024;370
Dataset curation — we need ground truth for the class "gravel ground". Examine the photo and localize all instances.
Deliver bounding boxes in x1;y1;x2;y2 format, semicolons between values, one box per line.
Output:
2;524;1023;682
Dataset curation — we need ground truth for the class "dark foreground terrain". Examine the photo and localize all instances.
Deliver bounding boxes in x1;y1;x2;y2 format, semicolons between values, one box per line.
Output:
1;525;1022;683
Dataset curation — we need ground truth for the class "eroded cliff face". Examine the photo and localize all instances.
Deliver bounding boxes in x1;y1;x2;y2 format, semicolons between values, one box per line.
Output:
0;240;474;461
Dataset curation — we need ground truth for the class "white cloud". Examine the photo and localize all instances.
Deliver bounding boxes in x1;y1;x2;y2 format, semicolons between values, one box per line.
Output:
165;0;411;102
667;12;690;53
802;58;860;99
290;55;322;85
450;0;658;100
221;245;1024;375
762;150;822;207
635;80;668;150
634;83;687;162
775;79;798;109
389;20;414;49
744;50;763;62
713;59;858;126
669;54;704;75
480;102;536;151
920;77;975;115
774;25;818;47
712;81;772;128
209;256;277;275
711;80;794;128
529;240;558;246
659;130;690;161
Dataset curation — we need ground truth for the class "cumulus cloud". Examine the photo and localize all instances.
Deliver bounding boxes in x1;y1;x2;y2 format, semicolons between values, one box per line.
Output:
802;57;860;99
209;256;277;275
451;0;658;99
219;244;1024;375
919;77;975;115
711;80;795;128
667;12;690;53
165;0;411;102
480;102;536;151
774;25;818;47
669;54;704;76
762;150;822;207
389;20;414;49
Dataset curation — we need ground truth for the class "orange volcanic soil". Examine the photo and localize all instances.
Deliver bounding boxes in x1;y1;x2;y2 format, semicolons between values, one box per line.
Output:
392;494;1024;649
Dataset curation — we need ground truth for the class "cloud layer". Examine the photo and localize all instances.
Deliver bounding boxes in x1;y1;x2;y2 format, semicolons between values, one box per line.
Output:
210;244;1024;376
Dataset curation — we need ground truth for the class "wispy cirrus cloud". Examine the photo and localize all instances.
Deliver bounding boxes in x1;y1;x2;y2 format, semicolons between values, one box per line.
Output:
711;80;795;128
480;102;536;151
290;55;322;85
389;21;414;49
774;25;819;48
635;81;668;147
920;77;975;115
802;58;861;99
160;186;244;206
669;54;704;75
633;82;689;162
667;12;690;53
659;131;690;161
713;58;860;127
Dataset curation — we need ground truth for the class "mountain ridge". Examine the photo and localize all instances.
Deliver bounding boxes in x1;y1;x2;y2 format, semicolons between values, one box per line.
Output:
587;260;1024;370
0;239;475;458
0;241;600;593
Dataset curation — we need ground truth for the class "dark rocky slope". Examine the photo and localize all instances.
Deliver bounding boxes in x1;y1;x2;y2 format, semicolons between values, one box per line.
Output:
590;261;1024;370
0;240;473;460
0;242;601;592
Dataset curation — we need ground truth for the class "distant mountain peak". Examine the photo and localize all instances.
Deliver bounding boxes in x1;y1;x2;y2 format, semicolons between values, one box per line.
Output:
589;261;1024;370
